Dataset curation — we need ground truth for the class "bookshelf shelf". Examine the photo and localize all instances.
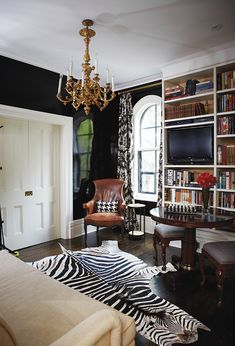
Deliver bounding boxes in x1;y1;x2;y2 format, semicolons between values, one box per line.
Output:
217;134;235;138
217;111;235;116
163;61;235;213
165;185;201;190
165;164;214;169
165;113;214;123
164;92;213;104
216;165;235;169
217;87;235;94
217;188;235;193
166;121;214;129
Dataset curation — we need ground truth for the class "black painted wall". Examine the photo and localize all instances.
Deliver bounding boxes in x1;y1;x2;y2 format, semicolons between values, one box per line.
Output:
0;56;75;117
1;56;162;219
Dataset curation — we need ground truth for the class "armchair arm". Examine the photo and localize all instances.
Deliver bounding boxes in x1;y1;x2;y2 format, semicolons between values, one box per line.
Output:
118;202;126;217
83;200;95;215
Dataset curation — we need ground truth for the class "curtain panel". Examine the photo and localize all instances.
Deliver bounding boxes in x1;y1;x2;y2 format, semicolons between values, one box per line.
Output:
117;93;135;226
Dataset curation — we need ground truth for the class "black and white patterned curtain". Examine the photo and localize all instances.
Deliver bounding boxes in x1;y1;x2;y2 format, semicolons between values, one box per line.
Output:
156;113;163;207
117;93;135;219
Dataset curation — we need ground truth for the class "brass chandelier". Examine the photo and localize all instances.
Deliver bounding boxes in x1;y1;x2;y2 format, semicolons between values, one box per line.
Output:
56;19;116;115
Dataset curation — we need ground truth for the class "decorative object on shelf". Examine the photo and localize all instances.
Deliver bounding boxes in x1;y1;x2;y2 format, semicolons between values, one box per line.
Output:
56;19;116;115
165;203;197;214
197;173;217;214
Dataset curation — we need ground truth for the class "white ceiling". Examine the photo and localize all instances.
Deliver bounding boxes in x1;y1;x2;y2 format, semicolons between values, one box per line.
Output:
1;0;235;89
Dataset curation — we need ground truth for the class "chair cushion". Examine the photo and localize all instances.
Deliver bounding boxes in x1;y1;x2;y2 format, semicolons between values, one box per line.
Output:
96;200;119;213
203;241;235;265
84;213;124;227
154;224;185;239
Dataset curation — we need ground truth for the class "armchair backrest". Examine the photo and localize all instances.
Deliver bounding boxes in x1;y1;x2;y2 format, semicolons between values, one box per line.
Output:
93;179;125;210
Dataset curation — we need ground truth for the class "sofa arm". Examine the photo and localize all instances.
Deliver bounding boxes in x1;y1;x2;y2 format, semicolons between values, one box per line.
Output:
0;313;17;346
50;309;122;346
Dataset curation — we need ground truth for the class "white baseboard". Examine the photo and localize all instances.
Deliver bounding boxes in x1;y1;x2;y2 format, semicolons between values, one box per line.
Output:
68;219;96;239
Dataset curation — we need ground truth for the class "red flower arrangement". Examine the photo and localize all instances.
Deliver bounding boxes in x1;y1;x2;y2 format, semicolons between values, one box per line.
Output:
197;172;217;189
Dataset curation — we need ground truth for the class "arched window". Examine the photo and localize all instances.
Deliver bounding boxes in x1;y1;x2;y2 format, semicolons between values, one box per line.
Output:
133;95;162;201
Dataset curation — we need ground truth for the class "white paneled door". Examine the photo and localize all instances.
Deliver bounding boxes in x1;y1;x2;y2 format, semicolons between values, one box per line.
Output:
0;117;60;250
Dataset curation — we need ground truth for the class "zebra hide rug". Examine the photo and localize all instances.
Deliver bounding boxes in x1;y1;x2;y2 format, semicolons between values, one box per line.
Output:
31;240;209;346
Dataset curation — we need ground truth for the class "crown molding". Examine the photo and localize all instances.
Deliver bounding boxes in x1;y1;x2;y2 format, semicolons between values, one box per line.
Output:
161;41;235;79
0;50;61;75
115;72;162;91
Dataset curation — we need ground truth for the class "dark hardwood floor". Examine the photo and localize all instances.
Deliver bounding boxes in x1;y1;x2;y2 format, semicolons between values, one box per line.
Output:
18;228;235;346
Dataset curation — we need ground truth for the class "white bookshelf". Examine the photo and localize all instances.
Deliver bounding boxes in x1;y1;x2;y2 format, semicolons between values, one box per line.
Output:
163;62;235;212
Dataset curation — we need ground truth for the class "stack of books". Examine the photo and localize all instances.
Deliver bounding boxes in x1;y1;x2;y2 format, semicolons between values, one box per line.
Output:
195;80;213;94
217;192;235;209
185;79;199;96
165;85;184;100
217;144;235;165
165;188;213;206
217;94;235;112
217;70;235;90
217;116;235;135
217;171;235;189
165;102;206;119
165;169;199;187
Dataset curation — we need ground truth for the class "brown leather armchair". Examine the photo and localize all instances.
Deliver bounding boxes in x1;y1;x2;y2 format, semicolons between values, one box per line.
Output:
83;179;126;247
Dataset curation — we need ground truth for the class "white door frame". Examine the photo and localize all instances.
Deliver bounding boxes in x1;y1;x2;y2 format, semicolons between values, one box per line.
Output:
0;104;73;239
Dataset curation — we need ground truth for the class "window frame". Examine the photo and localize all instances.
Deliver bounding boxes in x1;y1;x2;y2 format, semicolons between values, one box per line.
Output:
133;95;162;202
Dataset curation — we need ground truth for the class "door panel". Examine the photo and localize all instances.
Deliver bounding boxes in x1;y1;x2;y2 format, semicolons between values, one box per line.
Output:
0;117;60;250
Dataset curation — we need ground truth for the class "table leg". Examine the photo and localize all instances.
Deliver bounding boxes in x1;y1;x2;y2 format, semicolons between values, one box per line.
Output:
181;228;197;270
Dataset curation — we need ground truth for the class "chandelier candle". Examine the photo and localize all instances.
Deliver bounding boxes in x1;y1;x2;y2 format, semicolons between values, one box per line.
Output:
56;19;116;115
57;74;63;94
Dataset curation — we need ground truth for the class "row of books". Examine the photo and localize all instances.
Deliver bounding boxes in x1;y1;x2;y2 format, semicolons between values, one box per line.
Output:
217;115;235;135
217;192;235;209
217;144;235;165
165;188;213;205
165;169;199;187
195;80;214;94
165;102;206;120
217;93;235;113
217;70;235;90
217;171;235;190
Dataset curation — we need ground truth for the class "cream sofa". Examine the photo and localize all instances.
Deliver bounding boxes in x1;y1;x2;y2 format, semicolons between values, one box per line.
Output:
0;250;136;346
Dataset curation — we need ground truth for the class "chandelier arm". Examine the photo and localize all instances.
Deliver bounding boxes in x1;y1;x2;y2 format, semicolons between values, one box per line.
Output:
56;94;73;106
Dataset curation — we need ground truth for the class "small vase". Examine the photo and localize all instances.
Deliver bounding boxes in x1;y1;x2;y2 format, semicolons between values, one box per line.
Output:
202;188;210;214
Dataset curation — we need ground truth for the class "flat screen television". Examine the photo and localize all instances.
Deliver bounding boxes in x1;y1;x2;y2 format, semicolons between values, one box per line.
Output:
167;125;214;164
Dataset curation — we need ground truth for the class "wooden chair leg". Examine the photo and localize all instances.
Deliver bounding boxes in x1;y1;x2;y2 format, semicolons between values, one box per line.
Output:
96;226;99;245
153;233;159;265
199;252;206;287
84;224;87;248
216;268;226;308
161;241;168;271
